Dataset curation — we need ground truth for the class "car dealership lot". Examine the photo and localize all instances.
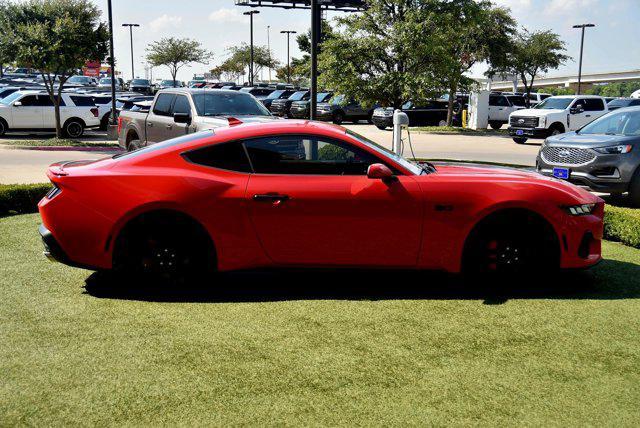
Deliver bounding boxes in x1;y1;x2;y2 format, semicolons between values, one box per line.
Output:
0;125;539;184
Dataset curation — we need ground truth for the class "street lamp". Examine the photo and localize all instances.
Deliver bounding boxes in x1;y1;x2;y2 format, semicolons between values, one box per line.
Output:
106;0;117;128
243;10;260;86
280;30;297;84
122;23;140;80
572;23;595;95
267;25;271;83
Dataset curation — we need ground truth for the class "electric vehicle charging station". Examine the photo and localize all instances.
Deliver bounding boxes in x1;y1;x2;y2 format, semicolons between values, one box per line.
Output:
467;90;490;130
392;110;409;155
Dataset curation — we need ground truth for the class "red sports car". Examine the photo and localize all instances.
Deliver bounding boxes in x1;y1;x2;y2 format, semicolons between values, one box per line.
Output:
39;120;603;280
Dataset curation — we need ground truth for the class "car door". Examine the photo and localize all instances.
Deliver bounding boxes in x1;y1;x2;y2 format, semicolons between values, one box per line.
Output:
244;134;424;267
569;98;592;130
582;98;607;124
169;94;192;137
489;95;510;122
145;93;176;145
12;95;44;129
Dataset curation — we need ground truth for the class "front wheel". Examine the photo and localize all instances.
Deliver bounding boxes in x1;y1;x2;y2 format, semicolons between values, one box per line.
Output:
489;121;503;130
512;137;527;144
332;111;345;125
0;119;7;136
375;125;387;130
127;139;143;152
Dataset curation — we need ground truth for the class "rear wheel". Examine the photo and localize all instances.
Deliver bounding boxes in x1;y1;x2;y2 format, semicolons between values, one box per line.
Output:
629;168;640;208
512;137;527;144
0;118;7;136
489;121;503;130
127;139;143;152
63;119;84;138
332;111;345;125
375;125;387;130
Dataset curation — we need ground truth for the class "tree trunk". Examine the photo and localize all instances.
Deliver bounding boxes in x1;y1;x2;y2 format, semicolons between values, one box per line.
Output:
446;82;458;126
54;100;62;138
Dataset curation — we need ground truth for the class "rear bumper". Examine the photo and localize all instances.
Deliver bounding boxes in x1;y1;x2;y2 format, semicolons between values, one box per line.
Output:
509;127;548;139
39;224;100;270
371;116;392;128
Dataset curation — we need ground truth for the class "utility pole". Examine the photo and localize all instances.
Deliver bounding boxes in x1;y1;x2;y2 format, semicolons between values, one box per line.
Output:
280;30;296;84
572;23;595;95
243;11;259;86
106;0;117;127
310;0;319;120
267;25;271;83
122;23;140;80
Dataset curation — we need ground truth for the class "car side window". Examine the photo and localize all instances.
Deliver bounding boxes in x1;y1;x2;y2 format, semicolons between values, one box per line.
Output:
183;142;252;173
153;93;175;116
19;95;38;106
36;95;65;107
583;99;605;111
172;95;191;116
69;96;95;107
244;135;380;175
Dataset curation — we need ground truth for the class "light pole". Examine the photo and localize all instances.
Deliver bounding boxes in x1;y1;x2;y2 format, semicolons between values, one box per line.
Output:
267;25;271;83
106;0;117;127
572;23;595;95
122;23;139;80
243;10;259;86
280;30;297;84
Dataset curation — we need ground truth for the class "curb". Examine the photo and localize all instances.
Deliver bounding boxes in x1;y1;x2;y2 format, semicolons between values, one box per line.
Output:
2;145;122;152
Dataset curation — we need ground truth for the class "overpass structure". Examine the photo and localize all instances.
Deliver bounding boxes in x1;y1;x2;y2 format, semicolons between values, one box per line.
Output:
483;69;640;92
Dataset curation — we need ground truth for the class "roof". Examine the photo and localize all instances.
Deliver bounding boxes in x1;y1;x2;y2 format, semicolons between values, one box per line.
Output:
547;95;606;99
156;88;253;96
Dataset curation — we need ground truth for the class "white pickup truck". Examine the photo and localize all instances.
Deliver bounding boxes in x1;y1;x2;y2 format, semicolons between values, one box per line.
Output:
117;88;274;151
508;95;608;143
0;90;100;137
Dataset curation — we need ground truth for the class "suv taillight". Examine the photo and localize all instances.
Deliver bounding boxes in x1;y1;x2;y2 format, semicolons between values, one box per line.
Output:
90;107;99;117
117;116;123;134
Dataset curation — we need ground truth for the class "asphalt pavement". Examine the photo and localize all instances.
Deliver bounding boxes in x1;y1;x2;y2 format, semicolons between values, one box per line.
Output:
0;125;542;184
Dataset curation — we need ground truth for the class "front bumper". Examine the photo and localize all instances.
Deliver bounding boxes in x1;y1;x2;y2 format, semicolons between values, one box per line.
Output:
315;110;333;121
269;103;288;116
371;116;392;128
559;209;604;270
509;127;549;139
289;108;309;119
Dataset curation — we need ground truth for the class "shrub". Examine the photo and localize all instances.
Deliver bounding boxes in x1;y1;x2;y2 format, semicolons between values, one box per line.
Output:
604;205;640;249
0;183;52;217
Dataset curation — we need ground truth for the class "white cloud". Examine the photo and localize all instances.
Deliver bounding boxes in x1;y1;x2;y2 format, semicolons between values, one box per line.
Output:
545;0;597;15
149;14;183;32
493;0;532;10
208;8;247;23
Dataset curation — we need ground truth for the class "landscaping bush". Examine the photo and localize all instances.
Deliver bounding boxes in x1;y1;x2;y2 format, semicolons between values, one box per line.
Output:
0;183;51;217
604;205;640;249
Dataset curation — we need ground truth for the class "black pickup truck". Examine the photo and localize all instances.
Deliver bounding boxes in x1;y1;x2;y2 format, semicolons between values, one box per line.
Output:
270;90;309;117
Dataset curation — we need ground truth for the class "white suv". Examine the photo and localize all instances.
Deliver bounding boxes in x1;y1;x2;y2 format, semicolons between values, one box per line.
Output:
508;95;608;144
488;94;527;129
0;91;100;137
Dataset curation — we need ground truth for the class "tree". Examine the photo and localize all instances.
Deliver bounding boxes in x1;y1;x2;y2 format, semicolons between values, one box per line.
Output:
0;0;108;137
211;43;278;84
275;57;309;87
489;29;569;107
147;37;211;86
430;0;516;124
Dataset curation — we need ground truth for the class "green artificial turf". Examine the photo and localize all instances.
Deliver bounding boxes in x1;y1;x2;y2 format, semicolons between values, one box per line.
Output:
1;214;639;426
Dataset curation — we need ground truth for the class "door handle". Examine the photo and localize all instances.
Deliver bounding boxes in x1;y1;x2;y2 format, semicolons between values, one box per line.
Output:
585;114;591;117
147;122;153;127
253;193;290;203
166;124;172;129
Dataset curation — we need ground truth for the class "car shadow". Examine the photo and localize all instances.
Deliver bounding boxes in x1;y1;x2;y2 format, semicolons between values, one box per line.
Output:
83;258;640;305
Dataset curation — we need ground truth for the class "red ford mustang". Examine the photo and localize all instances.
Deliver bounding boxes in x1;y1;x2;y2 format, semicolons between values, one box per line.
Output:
39;120;603;279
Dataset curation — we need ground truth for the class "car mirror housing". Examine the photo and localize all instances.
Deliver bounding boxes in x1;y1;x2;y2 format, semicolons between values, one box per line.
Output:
13;101;22;107
367;163;396;182
570;105;584;114
173;112;191;125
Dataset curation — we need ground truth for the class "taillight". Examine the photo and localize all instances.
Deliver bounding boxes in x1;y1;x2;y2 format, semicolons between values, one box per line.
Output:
227;117;243;126
117;116;122;134
46;184;62;200
90;107;99;117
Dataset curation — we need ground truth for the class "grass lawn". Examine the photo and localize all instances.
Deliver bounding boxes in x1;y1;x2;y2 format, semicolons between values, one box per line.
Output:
1;214;640;426
411;126;508;135
0;138;118;147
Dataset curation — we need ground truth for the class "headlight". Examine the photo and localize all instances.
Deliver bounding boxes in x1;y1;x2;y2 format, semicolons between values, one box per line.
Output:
593;145;632;154
539;116;546;128
564;203;595;216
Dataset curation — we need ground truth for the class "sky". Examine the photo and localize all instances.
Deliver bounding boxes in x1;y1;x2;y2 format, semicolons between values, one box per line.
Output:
89;0;640;82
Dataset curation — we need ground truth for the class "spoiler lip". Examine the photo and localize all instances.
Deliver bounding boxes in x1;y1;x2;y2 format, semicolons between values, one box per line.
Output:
48;159;102;177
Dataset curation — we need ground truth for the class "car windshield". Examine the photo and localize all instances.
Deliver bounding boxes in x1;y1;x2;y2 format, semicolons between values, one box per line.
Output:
578;109;640;136
608;99;632;108
507;96;527;107
288;91;307;101
160;80;175;85
0;91;23;105
98;78;112;84
131;79;149;85
316;92;331;102
265;90;284;99
329;94;345;105
534;97;573;110
192;92;271;116
68;76;90;83
345;129;424;175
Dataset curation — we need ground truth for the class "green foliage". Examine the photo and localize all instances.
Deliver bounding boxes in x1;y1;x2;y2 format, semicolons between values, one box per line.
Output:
489;29;569;106
317;143;349;161
588;80;640;98
147;37;211;84
604;205;640;249
0;183;51;217
546;87;577;96
0;0;109;136
211;43;278;83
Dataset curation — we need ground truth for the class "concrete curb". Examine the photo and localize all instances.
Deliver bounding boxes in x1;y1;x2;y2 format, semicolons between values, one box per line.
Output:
2;145;122;152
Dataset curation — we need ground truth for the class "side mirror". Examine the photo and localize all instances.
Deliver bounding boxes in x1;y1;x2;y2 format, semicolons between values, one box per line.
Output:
13;101;22;107
570;105;584;114
173;112;191;125
367;163;396;182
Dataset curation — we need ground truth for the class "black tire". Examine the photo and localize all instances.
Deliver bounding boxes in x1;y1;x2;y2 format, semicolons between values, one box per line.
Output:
629;168;640;208
99;114;110;131
512;137;527;144
63;119;84;138
375;125;387;130
463;211;559;275
332;111;345;125
489;121;503;130
113;212;215;284
127;139;143;152
547;124;565;137
367;113;374;124
0;118;7;136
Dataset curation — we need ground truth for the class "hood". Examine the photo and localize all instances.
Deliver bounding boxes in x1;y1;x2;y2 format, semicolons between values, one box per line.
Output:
196;115;275;127
545;131;640;148
510;108;565;117
431;163;598;202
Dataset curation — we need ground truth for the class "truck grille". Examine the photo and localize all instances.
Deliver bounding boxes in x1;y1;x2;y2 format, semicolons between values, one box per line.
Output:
510;116;539;128
541;146;596;166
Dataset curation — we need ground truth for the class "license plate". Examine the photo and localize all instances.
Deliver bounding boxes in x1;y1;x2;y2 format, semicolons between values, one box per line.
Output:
553;167;570;179
516;129;524;136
